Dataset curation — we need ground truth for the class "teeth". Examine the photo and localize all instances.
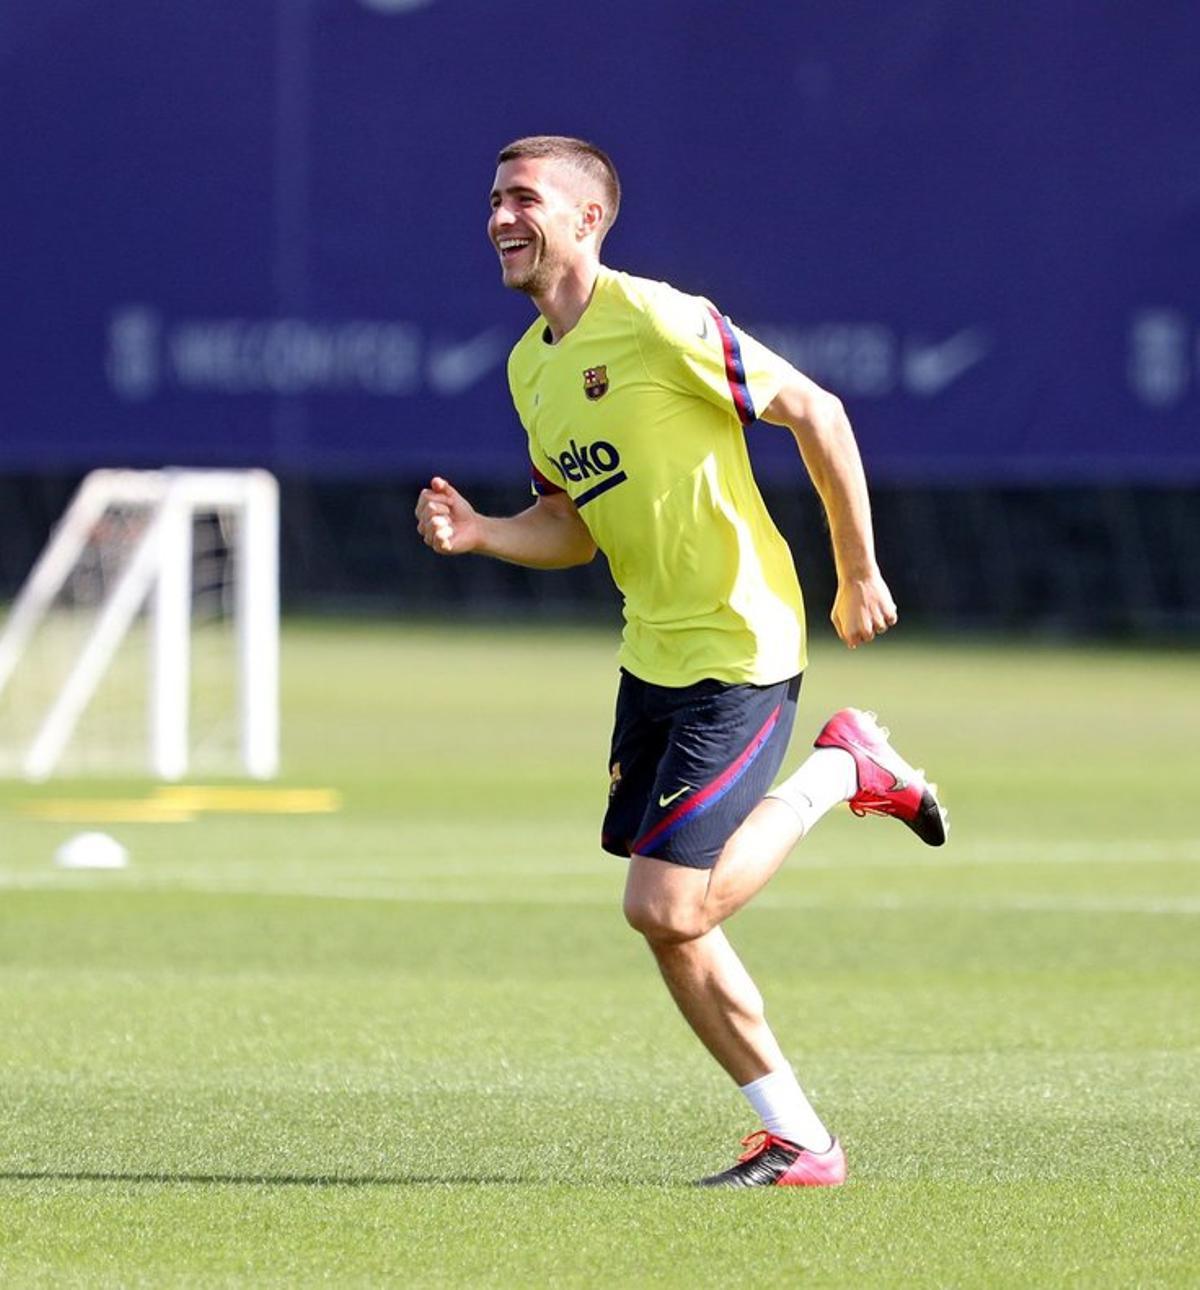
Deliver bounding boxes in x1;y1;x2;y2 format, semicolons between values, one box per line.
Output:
498;238;530;251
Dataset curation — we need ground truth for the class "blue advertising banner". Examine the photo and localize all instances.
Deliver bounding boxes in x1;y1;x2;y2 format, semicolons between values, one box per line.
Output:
2;1;1198;481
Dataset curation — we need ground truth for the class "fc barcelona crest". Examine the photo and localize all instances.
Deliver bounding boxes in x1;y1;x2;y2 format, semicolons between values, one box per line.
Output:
583;365;609;401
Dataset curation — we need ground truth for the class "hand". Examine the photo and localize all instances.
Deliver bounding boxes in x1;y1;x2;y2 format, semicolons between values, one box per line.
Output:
415;476;480;555
831;573;898;649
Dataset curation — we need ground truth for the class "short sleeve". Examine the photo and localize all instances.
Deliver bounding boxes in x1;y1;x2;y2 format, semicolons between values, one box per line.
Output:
644;286;795;426
526;434;564;497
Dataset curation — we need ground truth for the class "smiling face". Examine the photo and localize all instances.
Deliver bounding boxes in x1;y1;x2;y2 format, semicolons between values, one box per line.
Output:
487;156;598;297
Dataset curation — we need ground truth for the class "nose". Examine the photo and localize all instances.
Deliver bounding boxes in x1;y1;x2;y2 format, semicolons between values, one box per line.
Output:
490;201;521;235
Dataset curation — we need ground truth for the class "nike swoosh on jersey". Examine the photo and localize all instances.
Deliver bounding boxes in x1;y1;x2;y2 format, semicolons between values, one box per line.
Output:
658;785;693;808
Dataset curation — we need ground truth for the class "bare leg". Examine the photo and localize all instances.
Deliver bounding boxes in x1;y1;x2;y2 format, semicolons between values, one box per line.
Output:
618;738;887;1172
703;797;805;924
622;746;857;1089
646;923;786;1085
623;854;791;1084
623;811;837;1150
696;741;859;919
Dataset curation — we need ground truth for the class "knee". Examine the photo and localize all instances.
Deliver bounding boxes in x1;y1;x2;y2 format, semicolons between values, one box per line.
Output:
622;889;707;944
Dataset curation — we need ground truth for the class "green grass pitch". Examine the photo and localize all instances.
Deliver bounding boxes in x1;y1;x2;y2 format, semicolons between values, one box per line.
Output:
0;621;1197;1286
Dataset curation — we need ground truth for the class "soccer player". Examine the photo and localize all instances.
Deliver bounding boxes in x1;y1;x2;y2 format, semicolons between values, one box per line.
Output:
416;136;947;1188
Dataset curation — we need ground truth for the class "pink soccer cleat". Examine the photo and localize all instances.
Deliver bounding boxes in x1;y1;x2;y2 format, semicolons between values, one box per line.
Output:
815;708;949;846
696;1131;848;1188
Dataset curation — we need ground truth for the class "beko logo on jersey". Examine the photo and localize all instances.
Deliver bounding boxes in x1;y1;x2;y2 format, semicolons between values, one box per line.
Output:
552;438;629;508
553;438;621;483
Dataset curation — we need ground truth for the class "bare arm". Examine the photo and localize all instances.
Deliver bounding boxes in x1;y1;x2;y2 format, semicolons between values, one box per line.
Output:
761;372;897;648
415;476;597;569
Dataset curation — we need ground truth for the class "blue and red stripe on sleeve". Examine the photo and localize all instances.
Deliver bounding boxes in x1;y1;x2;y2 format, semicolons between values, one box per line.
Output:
531;463;564;496
708;307;757;427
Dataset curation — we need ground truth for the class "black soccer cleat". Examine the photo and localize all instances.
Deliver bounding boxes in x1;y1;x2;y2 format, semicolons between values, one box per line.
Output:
695;1130;847;1188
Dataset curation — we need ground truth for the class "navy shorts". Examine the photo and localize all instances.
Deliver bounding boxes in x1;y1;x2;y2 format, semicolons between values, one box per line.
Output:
601;671;802;870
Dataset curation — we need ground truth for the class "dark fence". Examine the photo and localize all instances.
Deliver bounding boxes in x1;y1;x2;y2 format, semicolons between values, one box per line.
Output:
3;475;1196;638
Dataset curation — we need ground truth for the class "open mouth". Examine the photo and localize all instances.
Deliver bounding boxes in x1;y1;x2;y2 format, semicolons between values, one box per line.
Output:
497;237;532;261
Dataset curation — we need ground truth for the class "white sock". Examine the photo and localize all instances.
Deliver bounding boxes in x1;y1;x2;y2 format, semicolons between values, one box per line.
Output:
766;747;857;837
739;1066;834;1153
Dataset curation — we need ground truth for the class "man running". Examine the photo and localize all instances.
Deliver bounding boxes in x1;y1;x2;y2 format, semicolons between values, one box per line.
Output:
416;135;947;1187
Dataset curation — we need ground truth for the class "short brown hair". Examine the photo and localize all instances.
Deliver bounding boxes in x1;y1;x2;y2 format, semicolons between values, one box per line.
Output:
497;135;621;239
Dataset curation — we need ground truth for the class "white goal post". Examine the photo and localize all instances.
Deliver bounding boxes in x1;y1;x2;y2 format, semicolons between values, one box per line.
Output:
0;469;279;781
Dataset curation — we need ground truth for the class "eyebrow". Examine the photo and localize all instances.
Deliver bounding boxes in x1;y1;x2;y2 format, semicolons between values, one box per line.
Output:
490;184;541;202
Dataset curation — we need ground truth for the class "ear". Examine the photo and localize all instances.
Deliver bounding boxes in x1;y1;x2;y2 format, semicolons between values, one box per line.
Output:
577;199;604;241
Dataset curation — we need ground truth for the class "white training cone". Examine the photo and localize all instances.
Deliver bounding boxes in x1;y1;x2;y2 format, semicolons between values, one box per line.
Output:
54;832;129;870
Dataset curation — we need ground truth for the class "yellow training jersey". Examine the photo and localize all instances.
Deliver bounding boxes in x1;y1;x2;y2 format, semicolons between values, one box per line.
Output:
507;266;806;688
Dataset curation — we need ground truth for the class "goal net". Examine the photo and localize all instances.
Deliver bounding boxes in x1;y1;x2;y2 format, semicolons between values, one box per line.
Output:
0;469;279;781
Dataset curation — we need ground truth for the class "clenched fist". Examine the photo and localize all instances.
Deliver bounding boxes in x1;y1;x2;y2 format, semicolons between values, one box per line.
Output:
415;477;480;555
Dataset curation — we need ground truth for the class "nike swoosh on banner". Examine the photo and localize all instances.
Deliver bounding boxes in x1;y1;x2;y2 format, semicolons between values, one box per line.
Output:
358;0;437;15
658;785;693;808
426;328;508;396
902;328;990;396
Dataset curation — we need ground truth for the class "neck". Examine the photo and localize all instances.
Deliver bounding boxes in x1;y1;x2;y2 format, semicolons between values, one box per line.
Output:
533;260;601;343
